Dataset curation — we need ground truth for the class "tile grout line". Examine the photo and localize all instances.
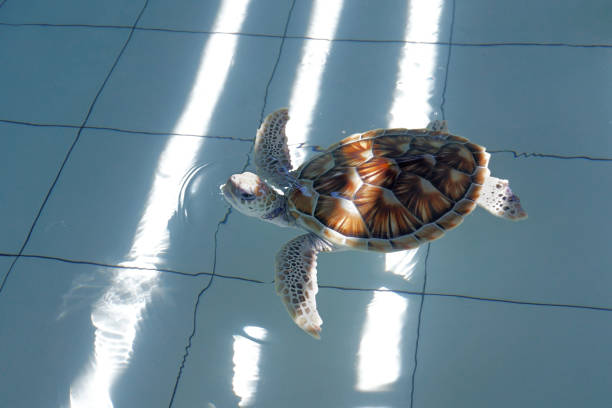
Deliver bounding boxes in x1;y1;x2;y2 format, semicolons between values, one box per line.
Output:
439;0;456;121
2;251;611;313
167;207;230;408
320;284;612;313
167;1;297;406
0;0;151;295
410;243;431;408
488;150;612;162
1;21;612;49
0;118;254;142
411;1;457;406
0;252;266;283
2;118;611;162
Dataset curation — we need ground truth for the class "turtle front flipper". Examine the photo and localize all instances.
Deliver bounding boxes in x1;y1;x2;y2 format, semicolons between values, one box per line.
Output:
477;176;527;220
275;233;335;339
254;108;295;192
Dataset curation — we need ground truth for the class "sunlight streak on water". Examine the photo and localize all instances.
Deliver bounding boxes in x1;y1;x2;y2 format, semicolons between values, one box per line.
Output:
232;326;267;407
356;0;444;393
287;0;344;167
356;289;409;392
69;1;252;407
387;0;444;127
174;1;250;136
385;248;420;281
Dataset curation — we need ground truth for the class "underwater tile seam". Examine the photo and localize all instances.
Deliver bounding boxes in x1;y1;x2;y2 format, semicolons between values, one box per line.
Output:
0;118;254;142
168;206;230;407
489;150;612;162
1;119;611;162
1;21;612;49
409;243;431;407
439;0;457;120
0;252;266;284
250;0;297;155
2;251;611;314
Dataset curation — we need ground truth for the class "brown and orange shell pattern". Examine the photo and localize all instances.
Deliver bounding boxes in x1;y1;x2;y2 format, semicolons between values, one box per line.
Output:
287;128;491;252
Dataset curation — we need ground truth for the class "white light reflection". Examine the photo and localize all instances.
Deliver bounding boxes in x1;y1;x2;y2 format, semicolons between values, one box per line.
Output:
356;289;408;392
69;1;251;407
387;0;444;128
357;0;443;393
174;0;250;135
286;0;344;167
232;326;267;407
385;248;420;281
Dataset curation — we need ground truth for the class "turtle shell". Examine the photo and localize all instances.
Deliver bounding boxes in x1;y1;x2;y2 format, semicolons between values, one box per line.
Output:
287;127;491;252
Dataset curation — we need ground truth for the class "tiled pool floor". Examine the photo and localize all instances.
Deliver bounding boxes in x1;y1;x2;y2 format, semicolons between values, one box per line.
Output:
1;1;611;407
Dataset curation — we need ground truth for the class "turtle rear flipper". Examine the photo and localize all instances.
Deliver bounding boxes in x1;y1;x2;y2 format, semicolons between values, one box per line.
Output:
274;233;335;339
476;176;527;220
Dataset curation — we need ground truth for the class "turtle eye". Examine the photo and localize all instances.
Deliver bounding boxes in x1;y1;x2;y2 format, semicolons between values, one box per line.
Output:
240;192;256;201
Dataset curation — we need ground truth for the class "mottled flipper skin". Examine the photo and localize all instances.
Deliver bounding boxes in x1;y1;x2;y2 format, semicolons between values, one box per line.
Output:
254;108;294;191
476;176;527;220
275;233;335;339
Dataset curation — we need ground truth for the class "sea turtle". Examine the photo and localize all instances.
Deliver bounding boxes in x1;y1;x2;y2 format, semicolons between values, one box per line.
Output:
221;108;527;338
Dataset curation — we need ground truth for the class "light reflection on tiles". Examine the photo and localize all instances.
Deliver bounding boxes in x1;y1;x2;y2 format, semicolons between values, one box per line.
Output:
286;0;344;168
68;1;253;406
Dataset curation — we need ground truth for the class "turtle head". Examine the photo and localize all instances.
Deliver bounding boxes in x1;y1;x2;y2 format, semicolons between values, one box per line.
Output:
221;172;287;225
